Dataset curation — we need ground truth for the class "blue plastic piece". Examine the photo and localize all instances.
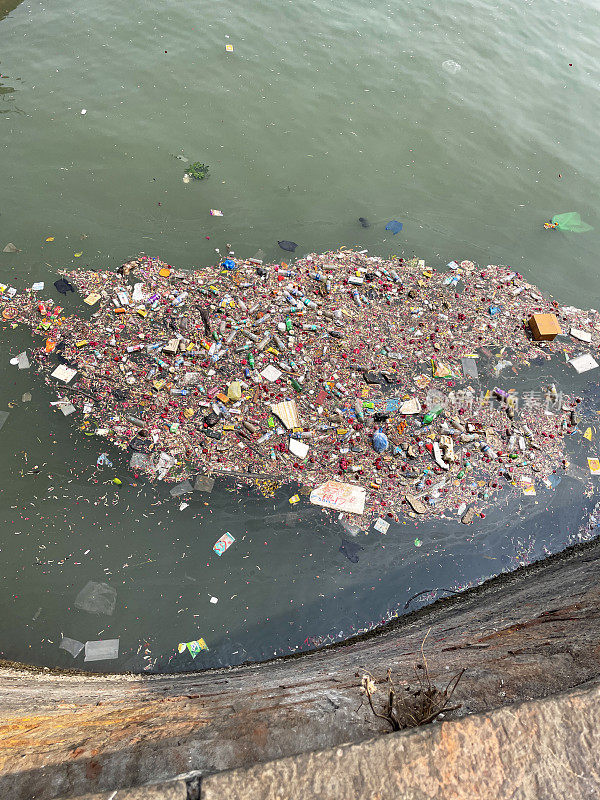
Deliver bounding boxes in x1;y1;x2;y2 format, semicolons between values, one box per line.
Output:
385;220;403;234
372;428;389;453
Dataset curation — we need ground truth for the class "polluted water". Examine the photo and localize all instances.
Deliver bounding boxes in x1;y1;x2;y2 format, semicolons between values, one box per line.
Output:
1;249;600;673
1;0;600;673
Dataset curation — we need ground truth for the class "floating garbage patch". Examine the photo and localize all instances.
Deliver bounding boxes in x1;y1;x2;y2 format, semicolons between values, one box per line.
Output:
1;250;600;532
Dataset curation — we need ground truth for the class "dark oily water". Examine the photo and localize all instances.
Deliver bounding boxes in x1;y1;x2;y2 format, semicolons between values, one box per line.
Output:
1;0;600;672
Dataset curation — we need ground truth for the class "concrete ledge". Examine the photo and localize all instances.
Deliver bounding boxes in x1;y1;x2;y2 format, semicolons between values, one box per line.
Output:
201;680;600;800
67;681;600;799
73;779;190;800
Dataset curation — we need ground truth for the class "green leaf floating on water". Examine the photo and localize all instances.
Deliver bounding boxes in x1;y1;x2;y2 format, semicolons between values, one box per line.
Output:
187;162;210;180
551;212;593;233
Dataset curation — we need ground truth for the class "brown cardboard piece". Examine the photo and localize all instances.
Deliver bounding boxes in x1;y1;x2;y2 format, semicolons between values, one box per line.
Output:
529;314;562;341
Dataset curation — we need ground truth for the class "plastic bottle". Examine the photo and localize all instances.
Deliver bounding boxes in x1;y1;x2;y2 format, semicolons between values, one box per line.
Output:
352;289;362;307
285;317;293;333
248;353;255;369
422;406;444;425
257;334;271;351
290;377;303;392
449;416;465;432
273;333;287;351
354;399;364;422
172;292;188;307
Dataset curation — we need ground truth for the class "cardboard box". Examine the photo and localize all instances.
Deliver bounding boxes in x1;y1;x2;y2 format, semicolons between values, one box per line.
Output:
529;314;562;341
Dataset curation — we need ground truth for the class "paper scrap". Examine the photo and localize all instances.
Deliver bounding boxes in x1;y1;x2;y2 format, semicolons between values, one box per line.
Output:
399;397;421;415
310;480;366;515
261;364;282;382
569;354;599;374
588;458;600;475
271;400;300;429
51;365;78;383
213;531;235;556
289;437;309;459
570;327;592;343
374;518;390;534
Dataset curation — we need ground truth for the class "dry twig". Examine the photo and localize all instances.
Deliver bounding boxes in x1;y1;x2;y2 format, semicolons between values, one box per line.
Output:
359;631;464;732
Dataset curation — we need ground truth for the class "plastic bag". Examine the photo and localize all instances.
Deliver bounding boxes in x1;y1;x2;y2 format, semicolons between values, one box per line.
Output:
551;212;593;233
74;581;117;615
